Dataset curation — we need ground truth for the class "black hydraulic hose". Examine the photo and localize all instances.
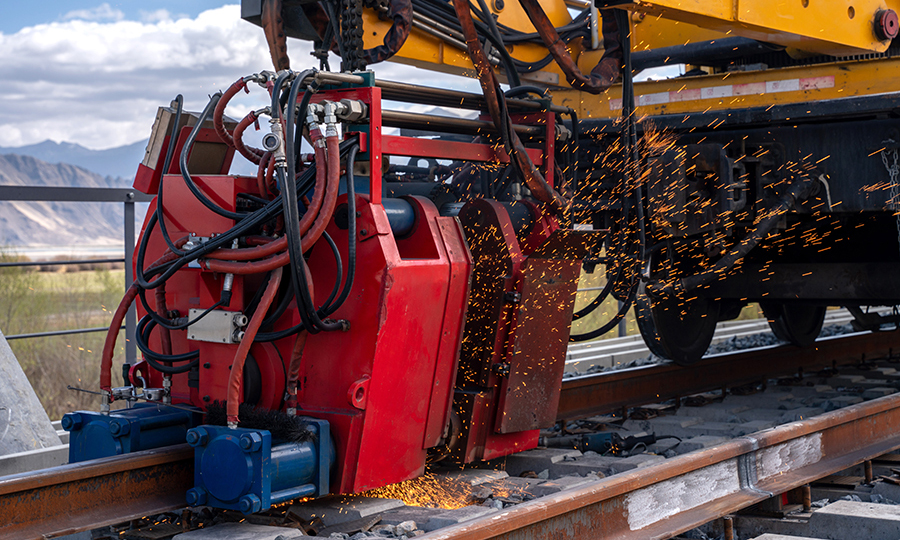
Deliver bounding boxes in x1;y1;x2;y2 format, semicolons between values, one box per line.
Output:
138;287;226;330
569;281;637;342
261;279;294;329
136;315;200;366
318;231;343;311
615;9;645;264
504;86;548;99
158;94;186;256
178;92;247;221
472;0;521;87
572;270;617;320
257;143;360;341
322;144;358;316
281;73;325;333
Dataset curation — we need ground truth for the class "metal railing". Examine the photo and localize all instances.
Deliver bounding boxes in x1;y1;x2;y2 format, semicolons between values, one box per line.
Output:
0;185;155;363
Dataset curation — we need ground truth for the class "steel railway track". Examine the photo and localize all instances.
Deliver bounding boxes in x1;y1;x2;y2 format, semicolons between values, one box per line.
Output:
3;329;900;539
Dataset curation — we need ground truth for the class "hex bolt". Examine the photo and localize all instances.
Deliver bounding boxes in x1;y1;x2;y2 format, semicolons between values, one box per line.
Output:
360;229;368;236
239;494;262;515
186;487;208;506
109;420;130;437
186;427;209;447
61;413;83;431
240;432;263;453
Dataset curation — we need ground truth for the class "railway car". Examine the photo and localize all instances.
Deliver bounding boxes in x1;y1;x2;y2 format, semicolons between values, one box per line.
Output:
65;0;900;514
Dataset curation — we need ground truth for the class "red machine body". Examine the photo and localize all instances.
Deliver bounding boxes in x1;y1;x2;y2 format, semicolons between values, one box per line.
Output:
133;83;586;494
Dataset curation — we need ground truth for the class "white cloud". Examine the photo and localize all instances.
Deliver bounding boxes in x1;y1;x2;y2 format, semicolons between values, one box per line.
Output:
139;9;174;24
62;3;125;22
0;3;475;151
0;5;294;149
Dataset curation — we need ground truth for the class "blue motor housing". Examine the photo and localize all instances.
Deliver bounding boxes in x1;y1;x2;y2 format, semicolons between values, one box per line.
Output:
185;418;333;514
63;403;201;463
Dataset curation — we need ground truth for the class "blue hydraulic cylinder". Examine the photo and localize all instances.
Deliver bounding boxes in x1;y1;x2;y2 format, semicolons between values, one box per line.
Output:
62;403;201;463
185;418;333;515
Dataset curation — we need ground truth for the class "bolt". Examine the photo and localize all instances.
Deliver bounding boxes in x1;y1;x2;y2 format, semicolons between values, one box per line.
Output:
360;229;368;236
203;362;211;368
240;432;263;453
109;420;130;437
186;427;209;447
239;494;262;515
186;487;208;506
203;395;211;402
61;413;83;431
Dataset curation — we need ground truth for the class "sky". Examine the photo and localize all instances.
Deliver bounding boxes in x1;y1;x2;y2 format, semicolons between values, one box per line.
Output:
0;2;677;151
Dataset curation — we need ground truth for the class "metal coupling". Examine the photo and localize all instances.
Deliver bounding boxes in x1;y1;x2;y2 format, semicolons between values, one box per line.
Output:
162;375;172;404
338;99;368;122
267;117;288;167
100;389;111;415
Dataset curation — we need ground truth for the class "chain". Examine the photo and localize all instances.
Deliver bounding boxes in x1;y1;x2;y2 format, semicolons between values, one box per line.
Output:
340;0;366;72
882;147;900;255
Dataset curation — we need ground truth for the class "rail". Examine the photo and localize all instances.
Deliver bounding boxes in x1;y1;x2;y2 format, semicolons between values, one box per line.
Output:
0;185;154;362
3;330;899;539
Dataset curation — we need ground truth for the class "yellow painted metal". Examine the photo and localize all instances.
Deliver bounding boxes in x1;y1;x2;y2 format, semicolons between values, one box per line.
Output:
360;1;602;86
616;0;898;55
553;56;900;120
631;13;729;51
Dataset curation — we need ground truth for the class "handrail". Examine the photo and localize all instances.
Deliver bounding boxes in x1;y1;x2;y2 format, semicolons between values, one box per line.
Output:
0;184;154;363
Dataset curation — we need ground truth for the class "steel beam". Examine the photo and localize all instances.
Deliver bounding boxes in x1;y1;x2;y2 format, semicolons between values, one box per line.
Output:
0;444;193;540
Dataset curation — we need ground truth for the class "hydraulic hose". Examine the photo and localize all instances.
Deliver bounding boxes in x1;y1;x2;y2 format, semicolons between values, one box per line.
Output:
233;110;265;165
362;0;414;66
100;240;188;394
515;0;621;94
227;266;283;425
179;93;248;221
453;0;568;212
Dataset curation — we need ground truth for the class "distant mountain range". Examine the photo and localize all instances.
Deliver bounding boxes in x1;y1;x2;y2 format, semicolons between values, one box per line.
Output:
0;140;149;181
0;154;133;248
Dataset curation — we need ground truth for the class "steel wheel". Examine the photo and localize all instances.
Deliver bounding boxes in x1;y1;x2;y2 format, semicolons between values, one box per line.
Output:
761;302;826;347
636;284;720;366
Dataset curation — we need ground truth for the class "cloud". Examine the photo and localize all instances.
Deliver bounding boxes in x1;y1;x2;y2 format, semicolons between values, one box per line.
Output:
0;5;292;149
61;3;125;22
139;9;175;24
0;3;476;152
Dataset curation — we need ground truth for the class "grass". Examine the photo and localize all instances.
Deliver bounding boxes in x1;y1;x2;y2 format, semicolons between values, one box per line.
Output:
1;251;126;420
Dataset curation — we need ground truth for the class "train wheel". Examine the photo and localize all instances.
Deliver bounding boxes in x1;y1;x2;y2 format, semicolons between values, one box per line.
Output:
761;303;826;347
636;284;720;366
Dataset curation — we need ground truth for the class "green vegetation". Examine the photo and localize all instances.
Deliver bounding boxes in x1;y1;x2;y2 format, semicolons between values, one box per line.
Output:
0;250;126;420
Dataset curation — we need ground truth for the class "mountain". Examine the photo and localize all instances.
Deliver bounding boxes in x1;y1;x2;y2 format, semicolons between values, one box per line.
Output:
0;139;258;180
0;140;148;180
0;154;133;248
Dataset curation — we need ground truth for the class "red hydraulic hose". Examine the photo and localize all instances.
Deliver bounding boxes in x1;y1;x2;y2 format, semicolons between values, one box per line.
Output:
284;329;309;412
214;78;249;148
226;267;283;424
100;239;188;393
203;134;333;267
453;0;568;212
233;111;265;165
155;285;172;357
516;0;621;94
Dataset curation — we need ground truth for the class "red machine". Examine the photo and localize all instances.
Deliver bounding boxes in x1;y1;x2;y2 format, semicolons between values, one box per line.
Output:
92;74;592;499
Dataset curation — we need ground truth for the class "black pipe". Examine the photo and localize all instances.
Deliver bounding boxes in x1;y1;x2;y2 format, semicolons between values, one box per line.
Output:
631;37;780;71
